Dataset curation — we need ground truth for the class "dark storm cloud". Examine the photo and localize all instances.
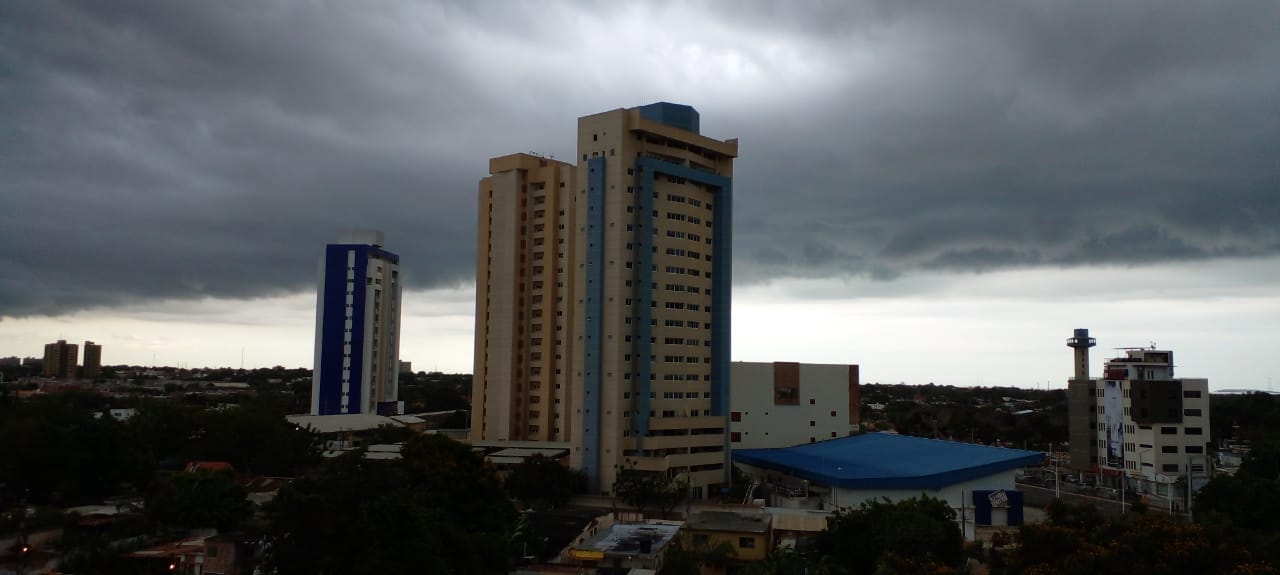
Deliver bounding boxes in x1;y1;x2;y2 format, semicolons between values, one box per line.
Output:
723;1;1280;280
2;1;1278;317
1;1;520;316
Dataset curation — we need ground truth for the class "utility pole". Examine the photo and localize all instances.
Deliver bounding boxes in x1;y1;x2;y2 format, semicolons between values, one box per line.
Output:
1187;455;1195;522
1120;472;1126;515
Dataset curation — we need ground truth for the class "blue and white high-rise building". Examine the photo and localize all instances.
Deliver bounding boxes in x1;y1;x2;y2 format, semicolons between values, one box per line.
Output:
311;231;403;415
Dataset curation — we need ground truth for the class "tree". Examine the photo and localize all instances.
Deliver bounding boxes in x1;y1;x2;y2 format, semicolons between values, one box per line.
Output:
266;434;515;574
1195;473;1280;533
741;547;811;575
0;395;152;504
663;538;738;575
994;501;1280;575
145;470;251;531
813;496;965;575
504;454;586;509
1239;437;1280;480
189;398;320;476
612;465;688;517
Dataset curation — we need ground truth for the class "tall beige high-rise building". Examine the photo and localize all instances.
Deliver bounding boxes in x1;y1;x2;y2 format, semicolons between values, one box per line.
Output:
473;103;738;497
42;339;79;378
82;340;102;379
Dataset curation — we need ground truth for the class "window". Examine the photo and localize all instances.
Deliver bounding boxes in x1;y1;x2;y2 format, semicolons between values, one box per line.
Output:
1185;445;1204;454
1161;445;1178;453
1160;427;1177;435
1185;427;1203;435
739;537;756;549
1184;408;1202;417
730;432;741;443
731;411;741;422
693;534;709;545
1162;464;1180;472
1183;390;1202;398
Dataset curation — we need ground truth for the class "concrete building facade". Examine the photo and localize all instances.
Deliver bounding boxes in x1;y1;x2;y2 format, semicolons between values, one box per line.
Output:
474;153;577;443
473;103;738;497
733;433;1042;529
311;231;402;416
1066;328;1098;472
42;339;78;378
729;362;860;450
1066;329;1212;507
82;340;102;379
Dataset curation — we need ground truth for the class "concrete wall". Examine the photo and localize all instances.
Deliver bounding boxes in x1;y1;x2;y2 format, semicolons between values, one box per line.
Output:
824;470;1020;514
730;362;859;450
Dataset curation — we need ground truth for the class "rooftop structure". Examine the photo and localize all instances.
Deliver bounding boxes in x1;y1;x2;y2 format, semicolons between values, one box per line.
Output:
287;412;401;434
684;509;771;533
733;432;1043;490
563;514;681;572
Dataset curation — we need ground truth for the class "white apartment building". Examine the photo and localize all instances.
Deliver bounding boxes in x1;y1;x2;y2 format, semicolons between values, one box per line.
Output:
729;362;860;450
312;231;403;416
1095;347;1211;506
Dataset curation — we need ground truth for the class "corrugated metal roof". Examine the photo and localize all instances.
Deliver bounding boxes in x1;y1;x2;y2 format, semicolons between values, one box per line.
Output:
489;447;570;458
766;508;832;533
685;510;771;533
286;413;398;433
732;432;1044;490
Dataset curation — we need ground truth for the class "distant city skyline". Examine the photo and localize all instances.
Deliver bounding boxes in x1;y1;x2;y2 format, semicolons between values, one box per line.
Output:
2;2;1278;391
3;259;1278;392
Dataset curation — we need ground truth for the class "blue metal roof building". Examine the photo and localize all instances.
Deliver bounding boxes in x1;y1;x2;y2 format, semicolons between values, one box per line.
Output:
732;432;1044;490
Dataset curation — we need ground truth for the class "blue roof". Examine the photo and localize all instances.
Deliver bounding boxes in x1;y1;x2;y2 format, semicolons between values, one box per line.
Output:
732;433;1045;490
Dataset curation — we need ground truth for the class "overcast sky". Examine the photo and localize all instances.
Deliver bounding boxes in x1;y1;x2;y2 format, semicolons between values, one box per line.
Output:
3;1;1278;390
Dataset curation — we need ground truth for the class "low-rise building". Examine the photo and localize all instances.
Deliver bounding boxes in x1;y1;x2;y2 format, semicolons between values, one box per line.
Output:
733;432;1043;530
683;509;772;573
561;513;682;573
202;533;257;575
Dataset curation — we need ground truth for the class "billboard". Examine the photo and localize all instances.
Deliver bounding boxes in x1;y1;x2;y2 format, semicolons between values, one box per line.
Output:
1103;380;1125;468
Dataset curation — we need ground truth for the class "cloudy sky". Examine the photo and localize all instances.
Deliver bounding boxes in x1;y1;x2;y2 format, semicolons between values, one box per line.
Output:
3;1;1278;390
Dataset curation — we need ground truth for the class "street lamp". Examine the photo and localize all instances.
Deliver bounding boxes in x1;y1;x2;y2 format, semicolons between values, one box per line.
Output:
1049;442;1060;499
